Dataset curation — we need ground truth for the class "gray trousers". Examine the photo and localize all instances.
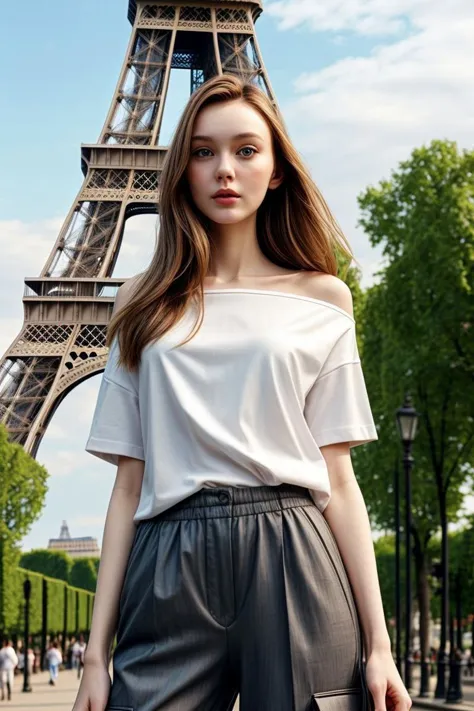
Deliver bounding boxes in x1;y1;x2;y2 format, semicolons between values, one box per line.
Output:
107;483;366;711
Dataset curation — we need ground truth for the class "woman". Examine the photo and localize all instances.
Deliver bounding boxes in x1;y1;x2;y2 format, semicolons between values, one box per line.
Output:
74;75;412;711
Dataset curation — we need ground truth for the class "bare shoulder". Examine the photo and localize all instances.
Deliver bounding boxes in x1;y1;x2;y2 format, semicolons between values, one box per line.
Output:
113;274;143;315
299;272;354;318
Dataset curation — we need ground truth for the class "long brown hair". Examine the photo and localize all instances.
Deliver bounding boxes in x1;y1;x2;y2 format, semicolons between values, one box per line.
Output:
108;74;355;370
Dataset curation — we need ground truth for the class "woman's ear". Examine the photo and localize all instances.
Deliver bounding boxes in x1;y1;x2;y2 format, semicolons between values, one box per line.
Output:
268;167;284;190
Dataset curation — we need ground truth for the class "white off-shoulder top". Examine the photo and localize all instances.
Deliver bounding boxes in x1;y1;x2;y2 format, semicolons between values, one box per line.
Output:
85;289;378;520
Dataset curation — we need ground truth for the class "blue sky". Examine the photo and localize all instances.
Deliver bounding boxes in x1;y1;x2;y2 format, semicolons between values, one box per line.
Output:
1;0;473;551
1;0;379;223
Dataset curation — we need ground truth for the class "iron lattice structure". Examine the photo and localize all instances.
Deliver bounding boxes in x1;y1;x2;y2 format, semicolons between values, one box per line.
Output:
0;0;275;457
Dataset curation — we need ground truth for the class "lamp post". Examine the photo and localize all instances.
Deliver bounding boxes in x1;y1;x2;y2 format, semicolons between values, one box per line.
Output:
446;570;464;701
396;394;419;693
394;458;402;675
22;579;32;693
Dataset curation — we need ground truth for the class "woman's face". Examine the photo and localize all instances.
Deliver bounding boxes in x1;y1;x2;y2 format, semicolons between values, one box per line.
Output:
186;99;282;225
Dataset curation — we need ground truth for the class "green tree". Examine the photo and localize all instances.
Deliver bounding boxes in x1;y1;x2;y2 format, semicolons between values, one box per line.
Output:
428;524;474;652
374;537;397;625
0;424;48;543
354;140;474;670
0;424;49;633
20;549;72;583
0;543;21;635
447;521;474;631
70;558;98;592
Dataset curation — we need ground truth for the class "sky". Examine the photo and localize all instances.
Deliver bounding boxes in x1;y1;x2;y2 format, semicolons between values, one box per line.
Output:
0;0;473;552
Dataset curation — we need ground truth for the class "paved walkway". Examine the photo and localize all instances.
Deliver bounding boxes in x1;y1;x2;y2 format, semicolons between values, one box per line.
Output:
3;667;474;711
0;670;80;709
408;667;474;710
0;670;240;711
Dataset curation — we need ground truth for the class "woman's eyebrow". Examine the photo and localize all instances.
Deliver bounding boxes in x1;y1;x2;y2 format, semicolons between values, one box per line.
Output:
191;132;264;142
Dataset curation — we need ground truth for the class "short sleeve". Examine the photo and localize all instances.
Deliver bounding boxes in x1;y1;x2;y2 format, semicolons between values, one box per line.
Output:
85;336;145;465
304;320;378;448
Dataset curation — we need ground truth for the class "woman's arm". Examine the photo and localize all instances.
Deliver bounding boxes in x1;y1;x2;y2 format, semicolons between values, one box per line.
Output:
309;279;391;653
83;456;144;667
321;444;413;711
320;443;391;656
84;276;145;668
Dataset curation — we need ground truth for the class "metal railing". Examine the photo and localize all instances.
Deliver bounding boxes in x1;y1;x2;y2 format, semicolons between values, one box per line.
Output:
23;282;122;299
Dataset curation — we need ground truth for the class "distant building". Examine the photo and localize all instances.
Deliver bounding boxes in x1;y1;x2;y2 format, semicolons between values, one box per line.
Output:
47;521;100;558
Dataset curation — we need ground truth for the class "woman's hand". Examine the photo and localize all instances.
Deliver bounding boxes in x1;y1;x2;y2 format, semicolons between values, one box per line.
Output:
365;649;412;711
71;659;111;711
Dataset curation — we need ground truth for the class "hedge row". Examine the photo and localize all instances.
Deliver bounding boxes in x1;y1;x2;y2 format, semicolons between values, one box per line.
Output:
4;566;95;636
20;549;99;592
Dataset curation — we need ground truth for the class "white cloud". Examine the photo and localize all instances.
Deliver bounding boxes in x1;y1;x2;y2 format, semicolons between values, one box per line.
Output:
273;0;474;144
44;422;69;440
114;214;158;264
36;447;91;478
0;217;64;358
266;0;461;36
272;0;474;286
70;515;106;529
0;217;63;263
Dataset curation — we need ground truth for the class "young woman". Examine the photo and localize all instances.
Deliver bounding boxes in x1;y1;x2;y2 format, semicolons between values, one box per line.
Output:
74;75;412;711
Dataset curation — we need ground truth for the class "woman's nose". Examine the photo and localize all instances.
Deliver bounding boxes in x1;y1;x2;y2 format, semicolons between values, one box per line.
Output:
215;158;235;181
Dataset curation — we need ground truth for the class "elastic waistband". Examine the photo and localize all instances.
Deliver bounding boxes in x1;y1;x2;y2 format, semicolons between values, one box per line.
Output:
155;483;314;521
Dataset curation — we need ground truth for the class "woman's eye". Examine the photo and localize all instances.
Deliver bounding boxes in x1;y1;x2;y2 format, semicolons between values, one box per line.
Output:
192;146;256;159
193;148;212;158
239;146;256;158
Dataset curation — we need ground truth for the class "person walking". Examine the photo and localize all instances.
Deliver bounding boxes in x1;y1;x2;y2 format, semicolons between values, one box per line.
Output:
66;636;75;670
15;644;24;677
26;647;35;676
72;635;87;680
46;641;63;686
73;75;413;711
0;639;18;701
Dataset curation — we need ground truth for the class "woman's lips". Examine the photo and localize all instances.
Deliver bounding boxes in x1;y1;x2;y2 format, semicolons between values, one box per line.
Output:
213;195;240;206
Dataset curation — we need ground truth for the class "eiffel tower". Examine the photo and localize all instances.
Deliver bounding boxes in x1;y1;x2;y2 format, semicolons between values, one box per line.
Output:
0;0;275;457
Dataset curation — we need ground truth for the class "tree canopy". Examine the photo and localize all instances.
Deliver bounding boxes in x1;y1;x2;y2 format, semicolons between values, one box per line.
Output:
0;424;48;544
353;139;474;538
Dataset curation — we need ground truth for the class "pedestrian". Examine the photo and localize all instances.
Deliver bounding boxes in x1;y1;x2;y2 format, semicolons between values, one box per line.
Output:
46;641;63;686
31;645;39;674
66;636;75;670
0;638;18;701
73;74;414;711
27;647;35;676
72;635;87;680
16;647;24;676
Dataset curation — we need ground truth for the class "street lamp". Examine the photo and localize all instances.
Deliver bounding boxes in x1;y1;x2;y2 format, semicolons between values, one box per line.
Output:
394;457;402;676
446;570;464;702
396;393;419;693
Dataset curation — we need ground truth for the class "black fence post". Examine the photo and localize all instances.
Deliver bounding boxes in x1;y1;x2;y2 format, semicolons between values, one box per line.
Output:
62;587;68;663
446;616;463;702
394;460;402;677
446;573;464;702
87;595;91;633
22;579;32;693
75;590;80;636
41;578;48;671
